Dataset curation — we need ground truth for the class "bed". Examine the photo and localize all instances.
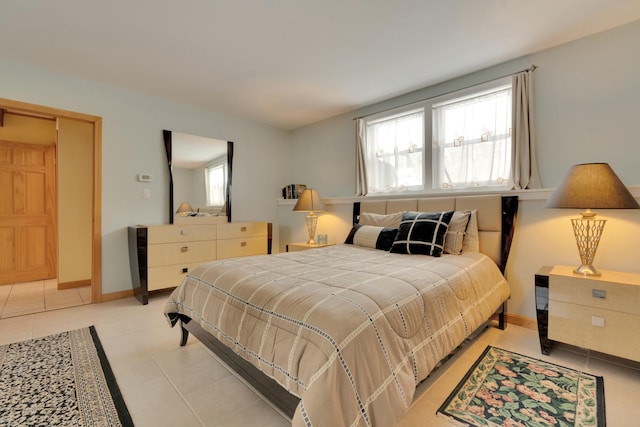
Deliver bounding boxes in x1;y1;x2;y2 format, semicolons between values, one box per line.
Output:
164;194;518;427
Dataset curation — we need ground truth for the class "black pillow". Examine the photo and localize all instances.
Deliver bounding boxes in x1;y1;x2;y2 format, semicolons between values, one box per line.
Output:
390;211;454;257
345;225;398;251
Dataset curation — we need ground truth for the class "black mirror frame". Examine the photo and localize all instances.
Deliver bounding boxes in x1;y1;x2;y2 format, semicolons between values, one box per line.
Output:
163;129;233;224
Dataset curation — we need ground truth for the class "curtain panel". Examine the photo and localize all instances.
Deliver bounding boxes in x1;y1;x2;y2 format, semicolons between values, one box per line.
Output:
512;70;542;189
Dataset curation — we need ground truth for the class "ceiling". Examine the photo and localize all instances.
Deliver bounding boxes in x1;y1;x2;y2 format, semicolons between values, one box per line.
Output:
1;1;639;130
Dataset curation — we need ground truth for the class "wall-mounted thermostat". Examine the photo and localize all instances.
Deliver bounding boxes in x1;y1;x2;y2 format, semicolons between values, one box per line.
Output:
138;174;153;182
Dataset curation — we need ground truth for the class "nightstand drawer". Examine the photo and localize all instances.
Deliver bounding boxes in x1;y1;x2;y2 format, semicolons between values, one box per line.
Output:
548;300;640;361
217;237;267;259
550;268;640;316
147;241;216;267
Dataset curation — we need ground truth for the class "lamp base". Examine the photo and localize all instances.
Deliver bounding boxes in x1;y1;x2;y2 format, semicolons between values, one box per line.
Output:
573;264;601;276
305;212;318;245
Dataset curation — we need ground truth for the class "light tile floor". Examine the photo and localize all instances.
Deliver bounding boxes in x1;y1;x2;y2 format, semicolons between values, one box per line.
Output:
0;280;91;318
0;292;638;426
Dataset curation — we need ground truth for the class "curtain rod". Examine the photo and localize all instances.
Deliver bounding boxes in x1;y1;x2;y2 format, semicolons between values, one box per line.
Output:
352;64;538;120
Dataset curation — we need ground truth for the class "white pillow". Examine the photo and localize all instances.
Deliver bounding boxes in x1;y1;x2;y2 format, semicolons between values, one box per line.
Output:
359;211;403;228
444;210;471;255
462;209;480;252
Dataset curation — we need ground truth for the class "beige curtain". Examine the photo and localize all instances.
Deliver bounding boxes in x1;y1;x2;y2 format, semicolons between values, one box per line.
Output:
512;70;542;189
355;118;368;196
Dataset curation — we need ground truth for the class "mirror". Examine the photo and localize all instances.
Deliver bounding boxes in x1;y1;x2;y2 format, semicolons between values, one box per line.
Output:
163;130;233;223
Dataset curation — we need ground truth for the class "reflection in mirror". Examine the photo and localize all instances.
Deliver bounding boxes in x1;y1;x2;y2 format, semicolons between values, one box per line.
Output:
163;130;233;223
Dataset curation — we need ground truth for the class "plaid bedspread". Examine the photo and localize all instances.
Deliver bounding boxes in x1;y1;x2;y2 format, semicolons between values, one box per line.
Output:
164;245;510;427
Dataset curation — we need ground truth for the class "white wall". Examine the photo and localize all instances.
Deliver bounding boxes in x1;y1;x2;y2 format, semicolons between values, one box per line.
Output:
0;59;291;295
285;20;640;319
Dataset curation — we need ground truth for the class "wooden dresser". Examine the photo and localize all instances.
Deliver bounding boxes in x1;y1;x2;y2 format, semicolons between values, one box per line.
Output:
129;220;271;304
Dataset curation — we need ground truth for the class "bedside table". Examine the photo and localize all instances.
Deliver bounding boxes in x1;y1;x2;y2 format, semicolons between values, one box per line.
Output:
286;242;335;252
542;265;640;362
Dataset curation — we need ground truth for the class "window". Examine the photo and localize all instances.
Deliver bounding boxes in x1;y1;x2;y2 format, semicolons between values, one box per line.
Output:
365;108;424;193
205;163;226;206
362;78;513;194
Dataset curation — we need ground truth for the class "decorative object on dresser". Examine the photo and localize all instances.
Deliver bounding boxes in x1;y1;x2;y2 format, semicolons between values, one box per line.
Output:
544;162;639;276
537;265;640;362
292;188;326;244
128;219;271;305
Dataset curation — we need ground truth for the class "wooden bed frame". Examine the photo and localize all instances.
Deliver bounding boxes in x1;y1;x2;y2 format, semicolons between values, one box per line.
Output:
176;194;518;418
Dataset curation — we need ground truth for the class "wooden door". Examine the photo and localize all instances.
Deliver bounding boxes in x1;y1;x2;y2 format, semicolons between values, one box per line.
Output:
0;140;57;284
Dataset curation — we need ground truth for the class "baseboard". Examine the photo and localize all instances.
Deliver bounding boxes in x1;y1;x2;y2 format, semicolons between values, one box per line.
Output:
58;279;91;290
506;313;537;330
101;289;134;302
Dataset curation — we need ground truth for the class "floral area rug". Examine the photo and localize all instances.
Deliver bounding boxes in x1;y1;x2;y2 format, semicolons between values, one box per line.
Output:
0;326;133;426
438;346;605;426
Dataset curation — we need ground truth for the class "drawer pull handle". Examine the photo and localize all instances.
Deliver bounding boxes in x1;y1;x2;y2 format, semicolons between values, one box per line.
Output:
181;246;189;252
241;241;247;247
182;267;188;273
241;226;247;232
592;289;606;299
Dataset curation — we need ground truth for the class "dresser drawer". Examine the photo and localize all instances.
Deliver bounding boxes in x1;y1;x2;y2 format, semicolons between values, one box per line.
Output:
217;237;267;259
147;262;202;291
549;268;640;316
217;222;267;240
147;241;216;267
147;224;217;244
548;300;640;361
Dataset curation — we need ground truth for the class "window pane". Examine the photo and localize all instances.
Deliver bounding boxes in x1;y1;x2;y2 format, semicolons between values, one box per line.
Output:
205;164;225;206
365;109;424;193
432;87;512;189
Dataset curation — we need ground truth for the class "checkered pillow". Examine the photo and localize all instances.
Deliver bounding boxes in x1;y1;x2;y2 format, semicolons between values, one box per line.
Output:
390;211;454;257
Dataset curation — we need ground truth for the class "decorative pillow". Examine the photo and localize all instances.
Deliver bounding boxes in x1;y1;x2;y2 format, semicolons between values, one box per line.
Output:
462;209;480;252
444;210;472;255
345;225;398;251
390;211;454;257
359;211;403;228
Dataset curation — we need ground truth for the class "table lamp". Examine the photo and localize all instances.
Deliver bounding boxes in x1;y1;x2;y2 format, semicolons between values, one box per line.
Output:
293;189;326;244
544;163;639;275
176;201;194;216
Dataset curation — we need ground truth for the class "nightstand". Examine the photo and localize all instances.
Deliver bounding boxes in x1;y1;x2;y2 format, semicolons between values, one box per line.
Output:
542;265;640;362
286;242;334;252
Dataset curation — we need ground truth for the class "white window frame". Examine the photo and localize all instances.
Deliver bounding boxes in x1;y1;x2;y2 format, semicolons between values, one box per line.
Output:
204;159;226;207
362;77;513;195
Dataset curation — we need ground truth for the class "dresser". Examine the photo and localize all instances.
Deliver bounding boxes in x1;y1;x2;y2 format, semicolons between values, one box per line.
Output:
541;265;640;362
129;221;271;304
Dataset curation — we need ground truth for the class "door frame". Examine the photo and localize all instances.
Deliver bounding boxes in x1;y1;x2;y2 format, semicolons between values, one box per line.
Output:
0;98;103;303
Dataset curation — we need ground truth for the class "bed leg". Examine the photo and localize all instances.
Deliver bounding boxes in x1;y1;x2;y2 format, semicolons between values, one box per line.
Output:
180;322;189;346
498;302;507;330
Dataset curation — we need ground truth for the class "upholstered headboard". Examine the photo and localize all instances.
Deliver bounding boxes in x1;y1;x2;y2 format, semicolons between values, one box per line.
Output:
353;195;518;273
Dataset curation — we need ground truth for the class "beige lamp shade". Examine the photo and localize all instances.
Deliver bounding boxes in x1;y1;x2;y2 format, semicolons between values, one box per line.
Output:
544;163;639;276
544;163;639;211
293;189;326;244
176;201;194;215
293;189;327;212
